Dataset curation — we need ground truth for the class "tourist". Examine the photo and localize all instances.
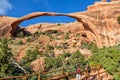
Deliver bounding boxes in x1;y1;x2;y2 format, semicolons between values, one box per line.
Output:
76;64;81;80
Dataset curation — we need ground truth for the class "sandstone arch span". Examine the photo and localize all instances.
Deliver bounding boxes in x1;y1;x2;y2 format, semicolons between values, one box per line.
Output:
10;12;103;48
11;12;82;27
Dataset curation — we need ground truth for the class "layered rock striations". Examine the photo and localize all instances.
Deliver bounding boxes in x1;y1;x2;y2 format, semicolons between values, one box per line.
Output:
0;0;120;48
0;16;18;37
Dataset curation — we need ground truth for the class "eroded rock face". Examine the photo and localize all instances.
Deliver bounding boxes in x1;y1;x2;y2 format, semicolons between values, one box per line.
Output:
0;16;18;37
0;1;120;48
86;1;120;47
11;12;103;48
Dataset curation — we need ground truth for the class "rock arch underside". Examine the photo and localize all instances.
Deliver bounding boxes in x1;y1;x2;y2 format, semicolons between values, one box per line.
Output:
0;0;120;48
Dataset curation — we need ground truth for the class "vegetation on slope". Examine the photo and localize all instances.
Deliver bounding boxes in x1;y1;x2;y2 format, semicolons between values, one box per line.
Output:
117;16;120;24
0;29;120;80
87;44;120;79
45;50;85;70
0;38;13;77
0;38;26;77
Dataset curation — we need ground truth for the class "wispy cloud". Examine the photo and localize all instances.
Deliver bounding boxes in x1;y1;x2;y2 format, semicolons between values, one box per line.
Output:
0;0;12;15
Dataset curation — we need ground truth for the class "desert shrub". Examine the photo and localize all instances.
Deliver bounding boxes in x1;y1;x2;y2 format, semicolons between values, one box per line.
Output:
46;44;54;50
22;48;39;63
113;73;120;80
45;33;53;39
55;45;62;49
57;23;61;26
33;31;40;37
44;50;85;71
68;50;85;68
33;31;53;39
28;76;38;80
81;42;99;53
117;16;120;24
26;37;34;42
0;38;13;77
89;45;120;79
44;57;54;70
64;32;69;40
21;47;39;72
17;31;24;38
17;40;24;45
8;40;14;44
44;52;70;70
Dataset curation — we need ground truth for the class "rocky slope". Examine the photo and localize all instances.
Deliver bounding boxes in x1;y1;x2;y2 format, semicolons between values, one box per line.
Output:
0;1;119;79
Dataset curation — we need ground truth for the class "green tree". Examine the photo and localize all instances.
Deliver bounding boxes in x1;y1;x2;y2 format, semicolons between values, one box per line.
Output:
21;47;40;72
0;38;13;77
68;50;85;68
89;45;120;79
117;16;120;24
44;52;71;70
44;57;54;70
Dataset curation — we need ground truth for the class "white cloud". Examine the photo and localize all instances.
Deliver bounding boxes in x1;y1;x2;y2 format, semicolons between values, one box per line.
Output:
0;0;12;15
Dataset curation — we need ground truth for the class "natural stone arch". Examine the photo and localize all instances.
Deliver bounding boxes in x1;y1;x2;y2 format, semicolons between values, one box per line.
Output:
11;12;103;48
11;12;82;27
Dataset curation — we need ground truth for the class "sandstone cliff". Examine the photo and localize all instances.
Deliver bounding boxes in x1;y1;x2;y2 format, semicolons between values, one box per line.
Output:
0;16;18;37
0;0;120;48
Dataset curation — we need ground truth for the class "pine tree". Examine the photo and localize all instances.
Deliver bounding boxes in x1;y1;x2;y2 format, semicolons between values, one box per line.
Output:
0;38;13;77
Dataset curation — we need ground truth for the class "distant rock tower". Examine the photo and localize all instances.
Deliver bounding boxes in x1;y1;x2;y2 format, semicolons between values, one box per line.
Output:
111;0;119;1
102;0;107;2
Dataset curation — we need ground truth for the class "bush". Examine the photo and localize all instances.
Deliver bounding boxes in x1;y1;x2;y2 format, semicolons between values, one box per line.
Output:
89;45;120;79
81;42;99;53
117;16;120;24
17;32;24;38
21;47;40;71
44;52;71;70
57;23;61;26
113;73;120;80
64;32;69;40
17;40;24;45
26;37;33;42
68;50;85;68
46;44;54;50
44;50;86;71
0;38;13;77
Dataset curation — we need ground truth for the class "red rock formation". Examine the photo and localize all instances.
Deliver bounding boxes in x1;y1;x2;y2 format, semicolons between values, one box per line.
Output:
10;12;103;47
0;0;120;48
0;16;18;37
112;0;119;1
102;0;107;2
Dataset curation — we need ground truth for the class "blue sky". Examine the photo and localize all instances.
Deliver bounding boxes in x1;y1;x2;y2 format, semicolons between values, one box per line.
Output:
0;0;97;26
